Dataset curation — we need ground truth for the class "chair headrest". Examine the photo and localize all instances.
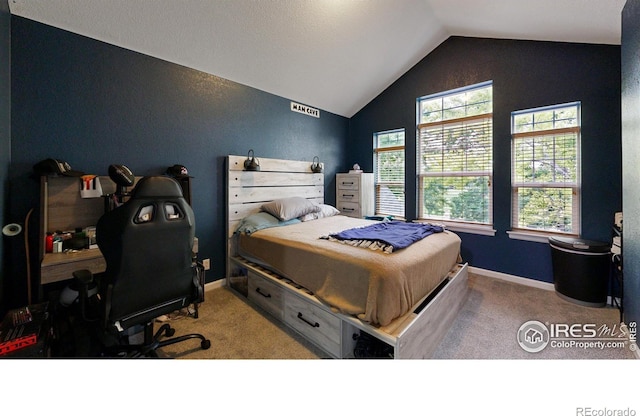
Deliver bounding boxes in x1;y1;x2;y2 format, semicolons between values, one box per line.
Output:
131;176;184;199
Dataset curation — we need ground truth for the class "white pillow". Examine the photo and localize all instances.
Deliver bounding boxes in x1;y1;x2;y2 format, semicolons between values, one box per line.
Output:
261;197;321;221
299;203;340;221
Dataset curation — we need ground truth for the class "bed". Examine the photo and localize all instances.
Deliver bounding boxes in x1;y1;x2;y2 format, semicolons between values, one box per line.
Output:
226;155;469;358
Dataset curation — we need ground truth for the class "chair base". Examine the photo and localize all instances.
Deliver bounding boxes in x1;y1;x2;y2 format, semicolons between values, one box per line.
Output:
105;321;211;358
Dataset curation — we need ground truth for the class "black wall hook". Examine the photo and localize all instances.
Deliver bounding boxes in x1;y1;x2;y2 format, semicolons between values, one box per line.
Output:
244;149;260;171
311;156;323;173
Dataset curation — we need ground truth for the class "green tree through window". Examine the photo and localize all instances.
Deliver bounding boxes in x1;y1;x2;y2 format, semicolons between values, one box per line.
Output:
374;129;405;217
417;82;493;226
511;102;581;234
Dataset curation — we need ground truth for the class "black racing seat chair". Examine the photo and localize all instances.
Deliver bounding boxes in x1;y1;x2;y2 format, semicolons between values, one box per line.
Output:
75;175;210;357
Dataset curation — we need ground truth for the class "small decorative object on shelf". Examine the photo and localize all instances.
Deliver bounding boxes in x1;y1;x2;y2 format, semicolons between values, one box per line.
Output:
349;163;363;174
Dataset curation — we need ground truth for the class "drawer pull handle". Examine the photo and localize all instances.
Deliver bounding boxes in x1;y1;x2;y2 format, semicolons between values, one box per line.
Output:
297;312;319;328
343;194;354;198
342;182;354;185
343;208;355;212
255;287;271;298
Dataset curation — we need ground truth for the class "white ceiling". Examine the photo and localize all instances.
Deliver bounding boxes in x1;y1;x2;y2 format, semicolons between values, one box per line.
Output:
9;0;627;117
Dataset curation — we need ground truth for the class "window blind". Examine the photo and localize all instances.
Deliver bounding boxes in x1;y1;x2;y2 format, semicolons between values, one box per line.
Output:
374;130;405;217
511;102;581;234
417;82;493;225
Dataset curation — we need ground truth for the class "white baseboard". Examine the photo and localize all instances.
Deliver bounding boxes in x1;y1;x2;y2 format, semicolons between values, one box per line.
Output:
204;278;226;292
469;266;622;308
469;266;626;310
468;266;555;291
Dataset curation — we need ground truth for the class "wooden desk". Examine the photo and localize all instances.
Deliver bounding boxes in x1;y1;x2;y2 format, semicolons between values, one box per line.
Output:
38;175;193;287
39;175;127;286
40;249;106;285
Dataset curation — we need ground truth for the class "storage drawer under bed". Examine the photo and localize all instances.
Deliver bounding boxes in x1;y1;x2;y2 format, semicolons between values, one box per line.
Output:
248;271;285;320
284;292;342;357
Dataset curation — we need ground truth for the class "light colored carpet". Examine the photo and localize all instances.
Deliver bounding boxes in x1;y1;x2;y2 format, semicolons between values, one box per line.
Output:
157;284;329;359
433;274;634;359
158;273;635;360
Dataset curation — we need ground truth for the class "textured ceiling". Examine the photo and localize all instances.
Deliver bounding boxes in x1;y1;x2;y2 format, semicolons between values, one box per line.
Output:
9;0;627;117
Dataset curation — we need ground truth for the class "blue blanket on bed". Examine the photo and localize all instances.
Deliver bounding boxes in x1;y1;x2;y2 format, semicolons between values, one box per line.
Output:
329;221;443;251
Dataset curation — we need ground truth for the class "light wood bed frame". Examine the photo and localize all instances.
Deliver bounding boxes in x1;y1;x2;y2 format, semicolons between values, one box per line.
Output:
226;154;469;358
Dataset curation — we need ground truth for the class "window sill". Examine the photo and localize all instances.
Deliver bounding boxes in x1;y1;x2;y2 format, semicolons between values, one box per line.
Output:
417;220;496;237
507;230;553;243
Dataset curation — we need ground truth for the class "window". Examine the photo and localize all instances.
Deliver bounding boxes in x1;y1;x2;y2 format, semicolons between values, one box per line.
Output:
417;82;493;229
511;102;581;236
374;129;405;217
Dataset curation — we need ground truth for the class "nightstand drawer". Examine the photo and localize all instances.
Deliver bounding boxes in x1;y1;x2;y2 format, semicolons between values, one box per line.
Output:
248;272;284;320
337;176;360;191
337;189;360;202
336;201;361;218
284;293;342;357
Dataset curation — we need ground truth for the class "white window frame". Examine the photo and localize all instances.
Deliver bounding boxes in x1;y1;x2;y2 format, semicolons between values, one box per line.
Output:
373;129;405;218
508;102;581;243
416;81;495;236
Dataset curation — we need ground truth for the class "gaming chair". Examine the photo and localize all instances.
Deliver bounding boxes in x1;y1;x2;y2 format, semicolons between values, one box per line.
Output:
74;175;210;357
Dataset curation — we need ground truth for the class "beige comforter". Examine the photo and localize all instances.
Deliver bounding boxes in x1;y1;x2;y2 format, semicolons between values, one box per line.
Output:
238;215;462;327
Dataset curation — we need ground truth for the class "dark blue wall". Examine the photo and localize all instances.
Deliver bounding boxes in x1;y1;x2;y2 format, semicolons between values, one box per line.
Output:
0;0;10;312
622;0;639;326
7;17;348;302
350;37;622;282
4;16;626;307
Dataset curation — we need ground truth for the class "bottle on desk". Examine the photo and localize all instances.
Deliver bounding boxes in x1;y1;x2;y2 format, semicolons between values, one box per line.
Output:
45;233;54;253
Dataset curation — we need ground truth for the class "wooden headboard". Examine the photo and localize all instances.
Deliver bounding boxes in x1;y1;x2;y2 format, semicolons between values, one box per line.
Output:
226;155;324;275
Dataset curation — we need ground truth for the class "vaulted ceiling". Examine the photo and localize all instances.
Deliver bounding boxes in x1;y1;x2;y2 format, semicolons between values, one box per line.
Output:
9;0;627;117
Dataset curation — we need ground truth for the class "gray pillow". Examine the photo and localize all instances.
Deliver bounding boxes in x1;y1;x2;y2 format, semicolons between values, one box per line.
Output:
299;204;340;221
261;197;321;221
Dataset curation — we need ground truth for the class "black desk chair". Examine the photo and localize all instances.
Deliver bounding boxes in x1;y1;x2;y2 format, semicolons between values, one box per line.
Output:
75;176;210;357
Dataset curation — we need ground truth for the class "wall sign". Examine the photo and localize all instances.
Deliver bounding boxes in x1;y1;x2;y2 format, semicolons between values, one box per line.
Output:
291;102;320;118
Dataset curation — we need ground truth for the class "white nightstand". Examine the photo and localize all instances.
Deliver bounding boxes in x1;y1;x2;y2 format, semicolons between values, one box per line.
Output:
335;173;374;218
